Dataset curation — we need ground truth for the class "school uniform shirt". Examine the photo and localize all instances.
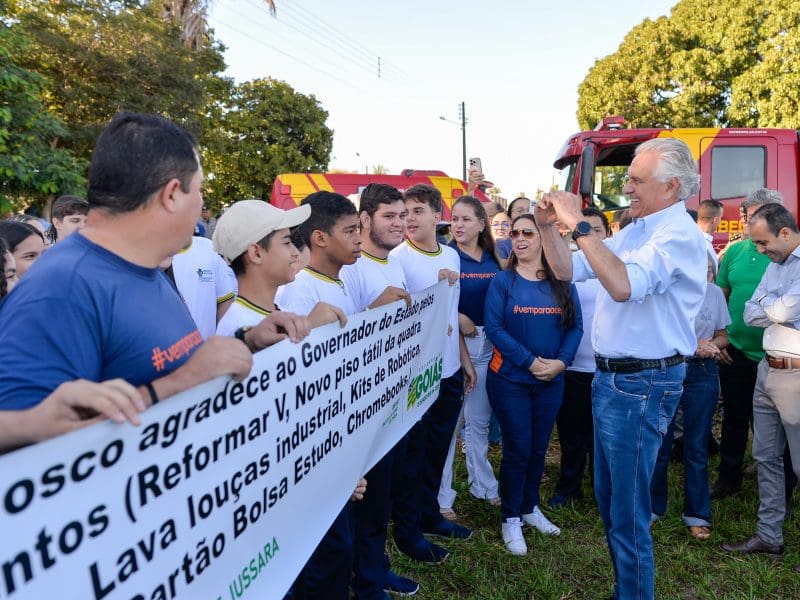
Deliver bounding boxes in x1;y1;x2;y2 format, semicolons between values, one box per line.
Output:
172;236;236;339
339;250;408;312
485;270;583;384
276;266;360;316
450;242;501;326
216;296;274;337
390;240;461;378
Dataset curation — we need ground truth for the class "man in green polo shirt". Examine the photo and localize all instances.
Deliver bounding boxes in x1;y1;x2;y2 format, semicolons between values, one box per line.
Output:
713;188;787;499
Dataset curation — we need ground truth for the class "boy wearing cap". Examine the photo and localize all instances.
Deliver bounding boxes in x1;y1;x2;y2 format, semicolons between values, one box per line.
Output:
225;194;363;600
212;199;344;346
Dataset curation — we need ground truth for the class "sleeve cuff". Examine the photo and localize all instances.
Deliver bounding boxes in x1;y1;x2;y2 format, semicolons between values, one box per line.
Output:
625;262;649;302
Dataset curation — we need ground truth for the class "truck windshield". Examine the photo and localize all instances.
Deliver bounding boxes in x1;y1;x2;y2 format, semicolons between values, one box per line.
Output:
591;165;630;211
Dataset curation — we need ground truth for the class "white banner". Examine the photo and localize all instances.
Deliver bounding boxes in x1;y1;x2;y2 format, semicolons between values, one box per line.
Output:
0;281;454;600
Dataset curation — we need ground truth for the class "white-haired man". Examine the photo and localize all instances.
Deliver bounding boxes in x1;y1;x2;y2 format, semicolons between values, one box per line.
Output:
535;138;708;600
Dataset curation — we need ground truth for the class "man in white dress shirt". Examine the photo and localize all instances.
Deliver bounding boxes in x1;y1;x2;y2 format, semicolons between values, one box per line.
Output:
536;138;708;600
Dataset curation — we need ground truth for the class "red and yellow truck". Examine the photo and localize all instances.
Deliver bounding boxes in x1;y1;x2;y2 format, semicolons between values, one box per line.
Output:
555;116;800;248
269;170;490;220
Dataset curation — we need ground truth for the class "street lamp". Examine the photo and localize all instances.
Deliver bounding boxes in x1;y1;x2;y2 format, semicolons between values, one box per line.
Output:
439;101;467;181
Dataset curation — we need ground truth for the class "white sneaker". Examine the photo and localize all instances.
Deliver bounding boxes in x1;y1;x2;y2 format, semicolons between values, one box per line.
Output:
501;518;527;555
522;506;561;536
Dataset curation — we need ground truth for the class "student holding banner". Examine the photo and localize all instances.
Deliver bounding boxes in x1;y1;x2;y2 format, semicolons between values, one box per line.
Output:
212;199;344;339
389;184;476;565
339;183;418;598
276;191;368;600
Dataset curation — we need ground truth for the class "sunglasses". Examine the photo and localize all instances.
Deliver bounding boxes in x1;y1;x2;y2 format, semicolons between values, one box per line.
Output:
510;228;537;239
491;222;511;229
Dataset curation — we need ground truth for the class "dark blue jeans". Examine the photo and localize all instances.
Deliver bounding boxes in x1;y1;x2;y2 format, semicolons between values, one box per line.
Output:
290;502;355;600
354;445;396;599
555;370;595;499
651;358;718;526
392;370;464;544
487;371;563;521
593;363;685;600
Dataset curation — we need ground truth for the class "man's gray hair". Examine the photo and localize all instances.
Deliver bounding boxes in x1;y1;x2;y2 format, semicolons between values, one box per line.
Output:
741;187;783;211
635;138;700;201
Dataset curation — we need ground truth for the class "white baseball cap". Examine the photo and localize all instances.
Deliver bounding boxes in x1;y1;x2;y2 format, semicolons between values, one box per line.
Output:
213;200;310;263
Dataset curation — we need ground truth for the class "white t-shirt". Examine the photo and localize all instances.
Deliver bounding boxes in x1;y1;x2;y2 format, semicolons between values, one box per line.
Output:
275;267;360;316
569;278;602;373
339;250;408;312
694;282;731;340
172;236;236;340
216;296;271;337
390;240;461;378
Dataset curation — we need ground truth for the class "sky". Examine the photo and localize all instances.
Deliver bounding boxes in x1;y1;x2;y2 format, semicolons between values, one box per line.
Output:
208;0;677;199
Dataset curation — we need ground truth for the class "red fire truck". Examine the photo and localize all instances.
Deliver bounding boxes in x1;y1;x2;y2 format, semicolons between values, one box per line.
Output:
555;116;800;248
269;170;490;220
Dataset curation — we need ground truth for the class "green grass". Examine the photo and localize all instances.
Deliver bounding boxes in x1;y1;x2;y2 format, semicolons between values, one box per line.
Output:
387;439;800;599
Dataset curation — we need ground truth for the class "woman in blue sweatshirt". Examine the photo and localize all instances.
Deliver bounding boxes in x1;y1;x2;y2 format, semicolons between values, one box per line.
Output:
485;214;582;555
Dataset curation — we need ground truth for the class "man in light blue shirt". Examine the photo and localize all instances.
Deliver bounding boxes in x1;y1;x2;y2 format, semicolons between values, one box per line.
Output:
536;138;708;600
722;203;800;564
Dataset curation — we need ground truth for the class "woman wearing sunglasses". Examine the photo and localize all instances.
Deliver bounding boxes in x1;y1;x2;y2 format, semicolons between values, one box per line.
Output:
485;213;583;555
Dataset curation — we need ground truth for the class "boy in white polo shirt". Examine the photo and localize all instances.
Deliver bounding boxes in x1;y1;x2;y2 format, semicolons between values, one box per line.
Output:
274;191;369;600
339;184;417;597
213;199;343;344
389;184;476;564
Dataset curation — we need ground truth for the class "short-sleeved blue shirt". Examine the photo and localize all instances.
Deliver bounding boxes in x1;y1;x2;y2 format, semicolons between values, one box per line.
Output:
0;233;201;409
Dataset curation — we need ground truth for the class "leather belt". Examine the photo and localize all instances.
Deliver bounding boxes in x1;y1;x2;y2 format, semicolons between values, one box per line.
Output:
595;354;685;374
766;354;800;370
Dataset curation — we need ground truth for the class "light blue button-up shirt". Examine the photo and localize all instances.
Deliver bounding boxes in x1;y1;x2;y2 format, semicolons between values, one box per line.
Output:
743;245;800;358
572;201;708;359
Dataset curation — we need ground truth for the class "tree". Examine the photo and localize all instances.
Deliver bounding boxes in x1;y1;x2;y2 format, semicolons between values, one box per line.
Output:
161;0;276;50
576;0;795;130
371;164;388;174
9;0;229;161
203;78;333;204
0;13;86;208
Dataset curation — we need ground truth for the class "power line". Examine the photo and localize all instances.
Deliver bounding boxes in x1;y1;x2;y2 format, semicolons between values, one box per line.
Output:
239;0;382;79
212;16;365;92
279;0;408;79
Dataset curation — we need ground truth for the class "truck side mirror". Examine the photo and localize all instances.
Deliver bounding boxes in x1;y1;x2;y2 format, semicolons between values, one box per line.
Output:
578;144;595;199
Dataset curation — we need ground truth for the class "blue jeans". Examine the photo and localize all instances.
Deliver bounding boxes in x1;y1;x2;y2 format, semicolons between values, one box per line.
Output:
392;370;464;543
593;363;685;600
651;358;718;527
487;372;563;521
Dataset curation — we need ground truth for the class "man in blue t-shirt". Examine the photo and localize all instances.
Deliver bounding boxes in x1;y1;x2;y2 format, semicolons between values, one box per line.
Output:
0;112;253;411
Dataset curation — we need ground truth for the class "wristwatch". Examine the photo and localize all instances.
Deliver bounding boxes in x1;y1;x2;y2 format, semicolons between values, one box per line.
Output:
234;326;253;345
571;221;593;242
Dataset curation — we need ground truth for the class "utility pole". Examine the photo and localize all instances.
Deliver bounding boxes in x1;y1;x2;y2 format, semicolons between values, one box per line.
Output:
459;101;467;181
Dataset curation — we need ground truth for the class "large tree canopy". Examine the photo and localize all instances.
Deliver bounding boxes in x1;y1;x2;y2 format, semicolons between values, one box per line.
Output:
1;0;333;210
576;0;800;129
0;12;87;207
203;78;333;204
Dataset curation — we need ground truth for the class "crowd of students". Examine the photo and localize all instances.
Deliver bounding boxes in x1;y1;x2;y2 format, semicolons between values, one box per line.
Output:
0;113;798;600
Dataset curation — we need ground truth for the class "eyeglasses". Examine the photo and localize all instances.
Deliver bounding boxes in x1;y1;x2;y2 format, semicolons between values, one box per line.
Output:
510;228;537;239
491;222;511;229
